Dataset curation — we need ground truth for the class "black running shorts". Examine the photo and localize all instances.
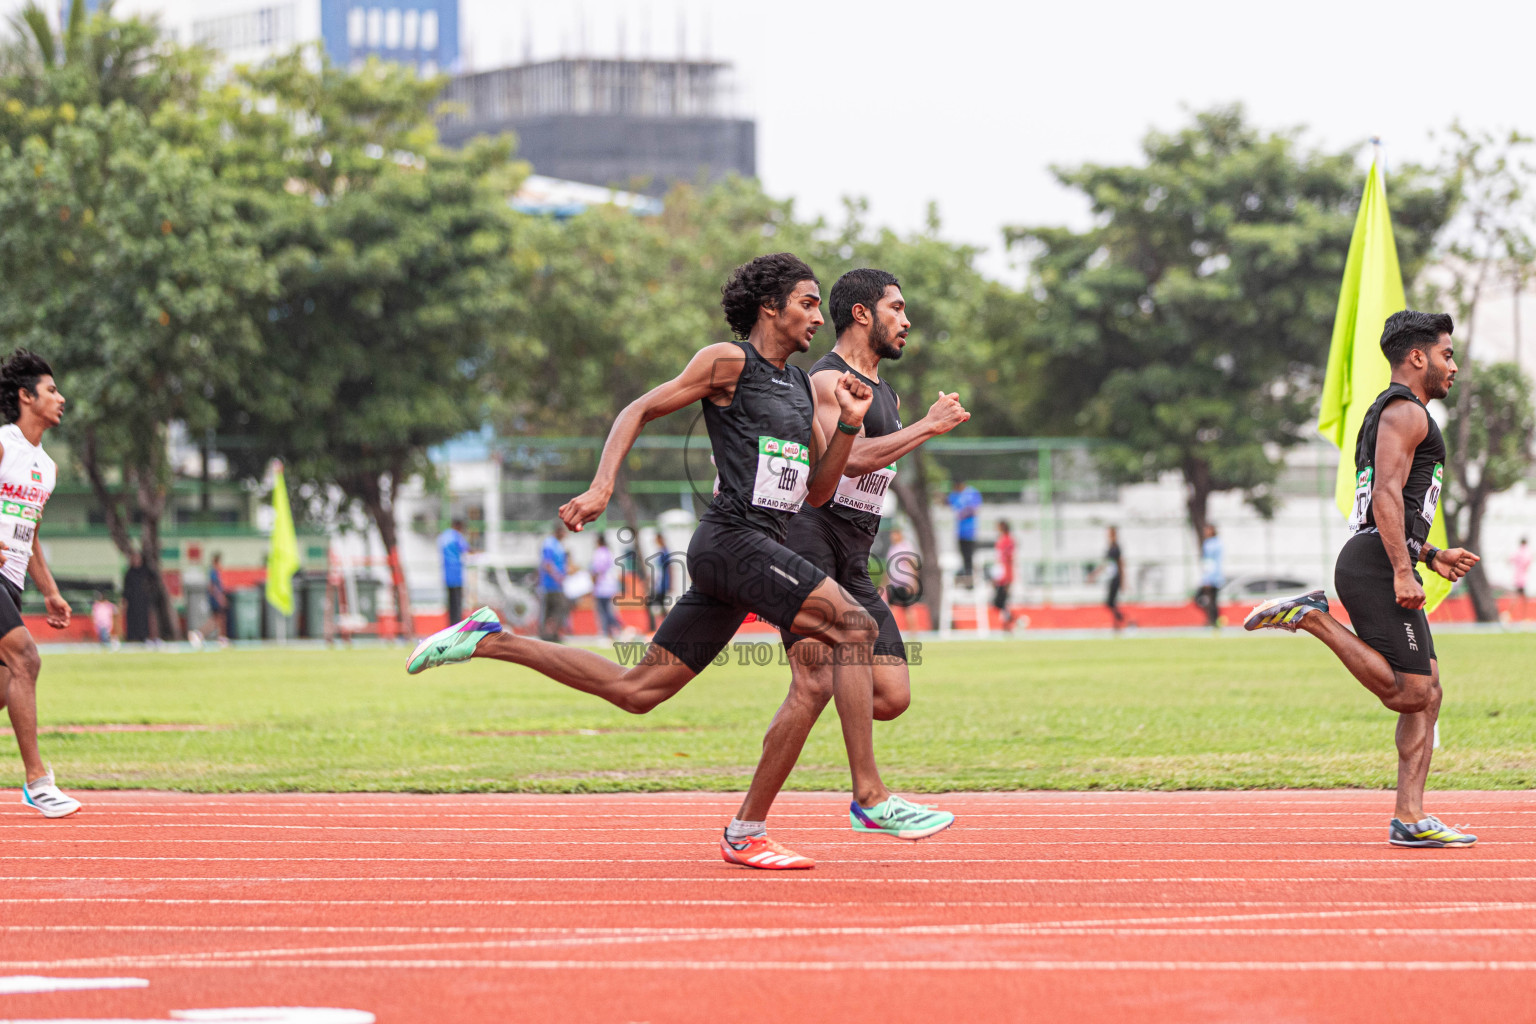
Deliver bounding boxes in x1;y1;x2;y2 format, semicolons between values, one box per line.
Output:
1334;531;1437;676
777;505;906;662
651;517;828;674
0;577;26;662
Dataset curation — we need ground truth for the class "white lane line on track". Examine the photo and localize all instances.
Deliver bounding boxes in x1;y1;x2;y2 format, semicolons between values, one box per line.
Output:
13;922;1536;972
13;876;1536;885
0;975;149;994
5;958;1536;972
0;838;1449;847
24;810;1533;820
44;796;1536;807
12;856;1536;866
5;824;1509;834
8;919;1535;937
2;898;1492;909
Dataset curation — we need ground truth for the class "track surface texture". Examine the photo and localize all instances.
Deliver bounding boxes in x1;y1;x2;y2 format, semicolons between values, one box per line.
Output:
3;790;1535;1023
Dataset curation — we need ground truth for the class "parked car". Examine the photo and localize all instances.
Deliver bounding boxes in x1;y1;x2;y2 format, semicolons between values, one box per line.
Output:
1218;575;1320;604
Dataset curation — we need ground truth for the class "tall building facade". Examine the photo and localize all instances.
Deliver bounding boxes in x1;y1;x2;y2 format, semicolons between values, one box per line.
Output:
438;58;755;196
59;0;458;74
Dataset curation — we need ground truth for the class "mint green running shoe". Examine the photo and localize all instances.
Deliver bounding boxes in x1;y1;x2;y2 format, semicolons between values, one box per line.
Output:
406;606;502;675
850;794;955;840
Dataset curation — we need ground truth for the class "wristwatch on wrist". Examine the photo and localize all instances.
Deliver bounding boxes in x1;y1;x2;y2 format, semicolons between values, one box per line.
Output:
1421;544;1441;567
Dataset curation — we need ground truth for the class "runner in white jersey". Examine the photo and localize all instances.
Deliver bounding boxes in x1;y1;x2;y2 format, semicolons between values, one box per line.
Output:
0;350;79;817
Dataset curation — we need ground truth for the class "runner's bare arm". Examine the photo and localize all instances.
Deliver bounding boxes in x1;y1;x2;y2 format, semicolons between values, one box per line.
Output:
1371;400;1429;610
805;372;873;507
560;343;746;531
840;390;970;476
28;528;70;629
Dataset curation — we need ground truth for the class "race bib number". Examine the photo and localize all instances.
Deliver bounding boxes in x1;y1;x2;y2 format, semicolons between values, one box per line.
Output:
1346;467;1372;533
0;499;37;548
832;464;897;517
752;436;810;512
1420;463;1443;526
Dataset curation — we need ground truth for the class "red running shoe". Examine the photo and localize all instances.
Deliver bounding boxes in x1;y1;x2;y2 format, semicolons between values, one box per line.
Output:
720;831;815;869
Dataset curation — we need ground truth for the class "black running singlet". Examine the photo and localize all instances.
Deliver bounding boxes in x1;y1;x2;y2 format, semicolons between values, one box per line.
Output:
808;351;901;537
1347;382;1446;560
700;342;816;543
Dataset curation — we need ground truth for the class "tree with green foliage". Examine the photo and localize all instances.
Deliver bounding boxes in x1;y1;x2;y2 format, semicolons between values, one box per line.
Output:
1414;125;1536;621
1005;106;1455;545
0;3;267;638
214;52;522;636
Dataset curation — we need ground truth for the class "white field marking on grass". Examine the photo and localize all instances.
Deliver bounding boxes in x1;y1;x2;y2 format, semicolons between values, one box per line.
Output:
11;876;1536;889
0;975;149;994
11;855;1535;865
6;958;1536;973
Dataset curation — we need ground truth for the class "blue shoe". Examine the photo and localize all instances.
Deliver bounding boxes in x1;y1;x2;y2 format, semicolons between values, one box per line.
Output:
1243;590;1328;632
850;795;954;840
1390;816;1477;847
406;607;502;675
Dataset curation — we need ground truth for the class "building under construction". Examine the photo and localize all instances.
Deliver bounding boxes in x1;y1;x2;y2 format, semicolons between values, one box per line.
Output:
437;57;754;196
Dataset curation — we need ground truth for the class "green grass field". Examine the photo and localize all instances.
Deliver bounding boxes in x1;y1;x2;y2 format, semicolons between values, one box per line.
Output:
16;632;1536;793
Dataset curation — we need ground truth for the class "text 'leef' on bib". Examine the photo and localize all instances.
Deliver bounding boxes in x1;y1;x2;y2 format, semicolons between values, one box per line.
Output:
752;435;810;512
832;464;897;517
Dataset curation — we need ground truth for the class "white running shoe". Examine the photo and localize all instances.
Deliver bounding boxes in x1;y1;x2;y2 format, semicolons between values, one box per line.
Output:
23;769;81;818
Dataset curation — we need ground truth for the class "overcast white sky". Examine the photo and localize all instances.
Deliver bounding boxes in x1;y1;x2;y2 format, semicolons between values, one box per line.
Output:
5;0;1532;281
462;0;1535;281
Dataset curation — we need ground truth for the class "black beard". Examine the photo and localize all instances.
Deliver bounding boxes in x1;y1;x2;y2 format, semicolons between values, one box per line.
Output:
1425;363;1450;399
870;318;903;361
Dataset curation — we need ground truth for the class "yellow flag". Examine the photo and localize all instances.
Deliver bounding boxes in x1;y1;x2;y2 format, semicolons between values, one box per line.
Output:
1317;162;1452;611
265;463;300;617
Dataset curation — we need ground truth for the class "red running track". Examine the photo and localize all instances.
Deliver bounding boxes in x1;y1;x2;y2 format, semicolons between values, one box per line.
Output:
2;790;1535;1023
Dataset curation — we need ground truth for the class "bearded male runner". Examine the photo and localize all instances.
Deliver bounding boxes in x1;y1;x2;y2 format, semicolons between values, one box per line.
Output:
408;253;885;867
723;269;971;865
1246;311;1479;847
0;350;79;817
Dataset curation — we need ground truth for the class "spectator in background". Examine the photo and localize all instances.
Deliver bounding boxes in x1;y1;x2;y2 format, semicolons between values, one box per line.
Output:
590;532;621;639
538;520;570;643
646;529;671;632
1099;526;1125;632
1512;536;1531;621
884;527;919;608
122;550;154;643
1195;524;1224;628
437;517;470;626
90;591;117;647
992;519;1017;631
947;480;982;585
206;552;228;645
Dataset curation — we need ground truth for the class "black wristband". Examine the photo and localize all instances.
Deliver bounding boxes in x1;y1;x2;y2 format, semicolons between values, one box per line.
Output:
836;420;861;435
1421;545;1440;567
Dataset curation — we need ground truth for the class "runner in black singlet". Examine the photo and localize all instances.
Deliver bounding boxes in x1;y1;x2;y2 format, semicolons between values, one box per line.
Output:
406;253;880;869
1244;311;1481;847
727;269;971;849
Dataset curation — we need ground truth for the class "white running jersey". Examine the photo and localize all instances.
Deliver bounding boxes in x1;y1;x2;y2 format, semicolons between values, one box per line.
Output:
0;422;56;589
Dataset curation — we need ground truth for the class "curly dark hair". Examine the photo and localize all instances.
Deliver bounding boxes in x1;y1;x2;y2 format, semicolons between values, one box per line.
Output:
0;349;54;424
720;253;818;340
1380;310;1453;366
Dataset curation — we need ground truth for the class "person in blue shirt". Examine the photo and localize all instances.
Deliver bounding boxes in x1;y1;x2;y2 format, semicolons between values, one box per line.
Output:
436;518;470;626
538;520;570;642
1196;523;1223;628
947;480;982;584
207;552;228;645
